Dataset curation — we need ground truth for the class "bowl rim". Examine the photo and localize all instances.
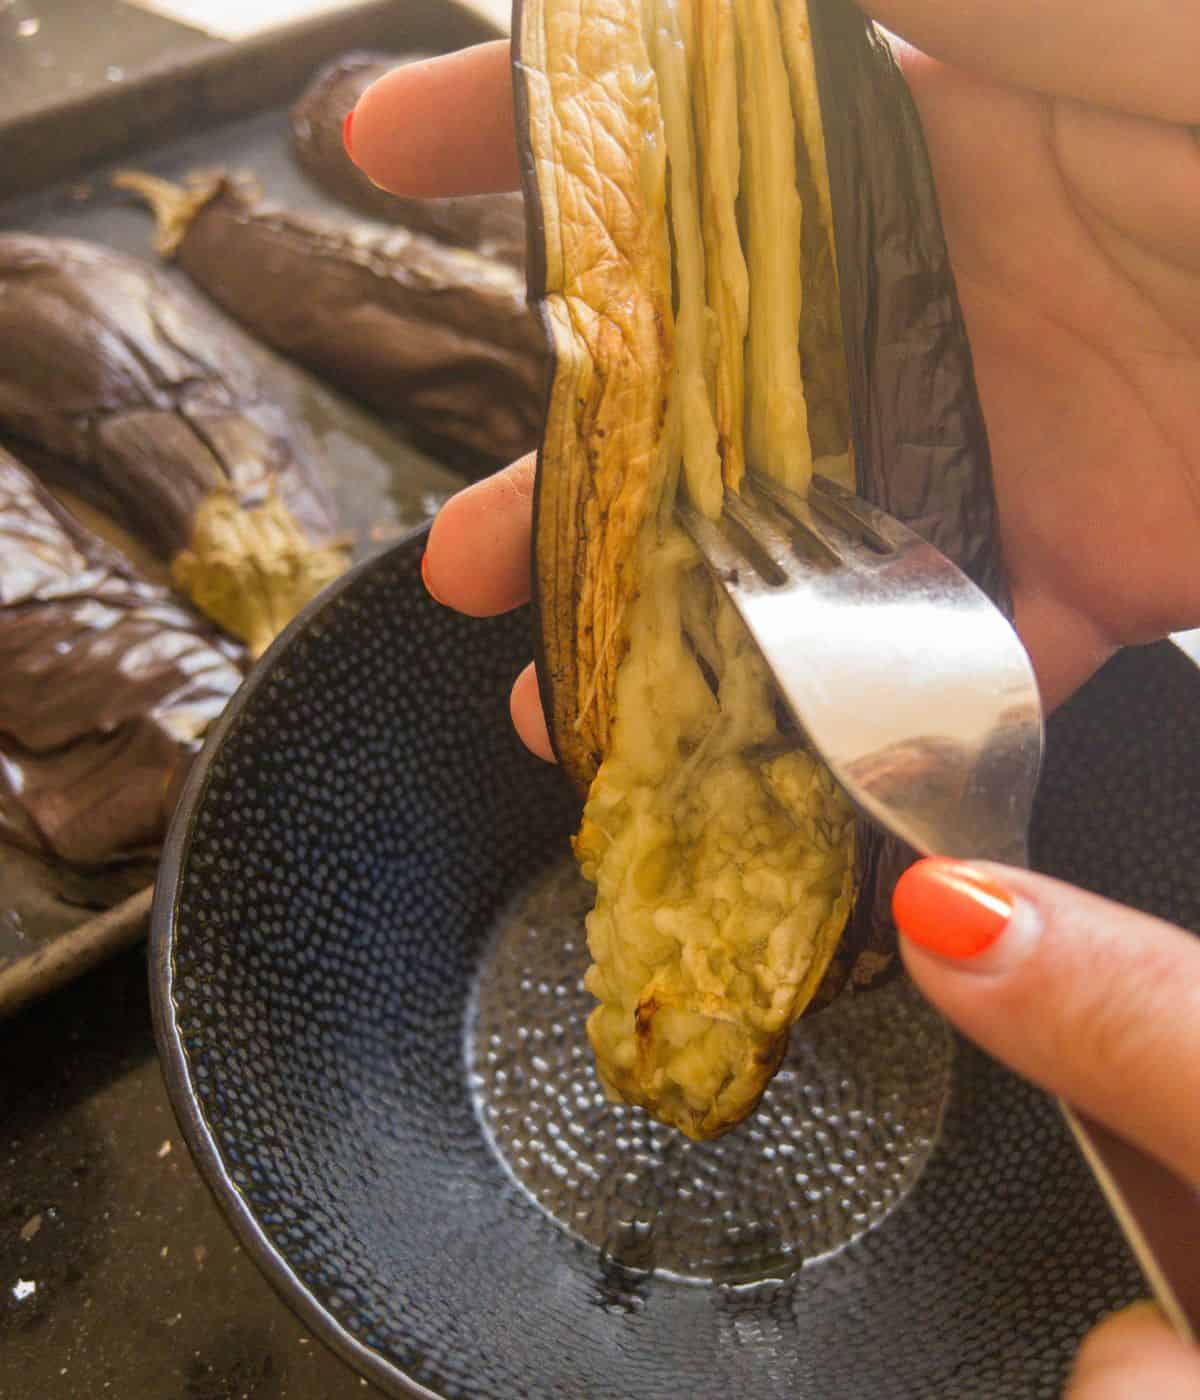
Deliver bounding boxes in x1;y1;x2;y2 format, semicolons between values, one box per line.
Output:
149;525;435;1400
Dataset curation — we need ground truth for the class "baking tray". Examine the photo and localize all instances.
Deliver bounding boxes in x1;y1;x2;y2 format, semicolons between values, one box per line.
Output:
0;0;504;1016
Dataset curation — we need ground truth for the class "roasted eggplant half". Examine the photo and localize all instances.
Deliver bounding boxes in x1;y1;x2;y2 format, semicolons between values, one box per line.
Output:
115;171;546;474
290;50;527;269
515;0;1001;1138
0;233;348;657
0;444;245;866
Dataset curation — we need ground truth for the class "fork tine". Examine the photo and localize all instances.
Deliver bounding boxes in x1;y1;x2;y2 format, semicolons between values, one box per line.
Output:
810;474;913;552
746;473;867;564
675;499;737;575
724;487;843;574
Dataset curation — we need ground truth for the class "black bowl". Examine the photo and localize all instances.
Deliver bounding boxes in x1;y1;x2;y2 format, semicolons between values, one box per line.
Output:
152;530;1200;1398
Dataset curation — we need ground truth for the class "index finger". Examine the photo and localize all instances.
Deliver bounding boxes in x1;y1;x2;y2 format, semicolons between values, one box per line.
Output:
348;41;521;198
423;455;535;617
894;859;1200;1186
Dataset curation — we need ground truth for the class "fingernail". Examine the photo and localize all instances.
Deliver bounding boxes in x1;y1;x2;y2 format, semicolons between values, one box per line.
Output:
342;108;355;159
893;857;1040;971
420;551;446;606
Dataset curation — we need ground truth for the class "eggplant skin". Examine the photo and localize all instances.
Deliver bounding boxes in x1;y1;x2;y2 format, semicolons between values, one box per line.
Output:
516;0;677;793
805;0;1006;965
0;445;245;867
117;171;546;476
289;51;527;270
0;233;348;657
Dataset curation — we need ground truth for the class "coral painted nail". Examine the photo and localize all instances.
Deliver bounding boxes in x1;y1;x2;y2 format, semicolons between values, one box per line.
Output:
892;857;1015;960
420;551;446;606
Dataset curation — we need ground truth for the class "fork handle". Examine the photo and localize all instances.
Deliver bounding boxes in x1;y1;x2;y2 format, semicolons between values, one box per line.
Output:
943;850;1199;1338
1059;1102;1200;1342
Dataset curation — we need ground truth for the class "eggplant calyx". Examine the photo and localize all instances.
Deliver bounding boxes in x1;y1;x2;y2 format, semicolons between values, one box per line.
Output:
112;169;249;258
170;488;349;658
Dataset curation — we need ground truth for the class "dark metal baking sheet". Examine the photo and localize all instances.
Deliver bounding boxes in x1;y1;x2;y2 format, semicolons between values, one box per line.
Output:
0;0;503;1015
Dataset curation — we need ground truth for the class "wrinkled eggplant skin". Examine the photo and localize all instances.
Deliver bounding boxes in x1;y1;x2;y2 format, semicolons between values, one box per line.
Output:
515;0;1004;1003
806;0;1005;986
154;178;545;474
811;0;1003;600
290;51;528;271
0;234;339;562
0;446;246;867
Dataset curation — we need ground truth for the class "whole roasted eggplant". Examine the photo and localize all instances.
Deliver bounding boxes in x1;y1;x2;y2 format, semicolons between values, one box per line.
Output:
515;0;1001;1138
116;171;546;475
0;445;245;866
0;233;348;657
290;50;527;269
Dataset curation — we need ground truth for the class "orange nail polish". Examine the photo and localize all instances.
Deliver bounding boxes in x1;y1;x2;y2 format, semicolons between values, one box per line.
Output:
342;108;355;158
892;857;1014;960
420;551;446;606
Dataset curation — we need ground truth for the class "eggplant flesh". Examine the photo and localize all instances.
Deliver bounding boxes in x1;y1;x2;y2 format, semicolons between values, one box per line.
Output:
116;171;546;475
289;51;528;270
517;0;1000;1138
0;445;245;866
0;234;348;657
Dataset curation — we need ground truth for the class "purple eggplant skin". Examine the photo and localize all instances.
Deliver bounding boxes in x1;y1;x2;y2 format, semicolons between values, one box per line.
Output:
0;445;246;868
118;172;546;474
290;50;527;271
0;233;339;563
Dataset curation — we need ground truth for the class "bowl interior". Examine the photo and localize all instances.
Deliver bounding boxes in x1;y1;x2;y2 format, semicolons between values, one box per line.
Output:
153;532;1200;1400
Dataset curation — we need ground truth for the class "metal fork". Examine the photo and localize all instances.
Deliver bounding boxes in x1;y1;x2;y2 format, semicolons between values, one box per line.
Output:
679;472;1200;1342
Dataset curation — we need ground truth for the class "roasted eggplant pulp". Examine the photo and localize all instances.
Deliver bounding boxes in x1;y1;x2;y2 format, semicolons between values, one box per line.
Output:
517;0;859;1140
116;171;546;474
0;234;347;657
0;446;245;866
289;51;528;270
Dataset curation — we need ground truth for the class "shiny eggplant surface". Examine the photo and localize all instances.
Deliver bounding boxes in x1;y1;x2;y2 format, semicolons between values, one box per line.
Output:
0;445;245;867
0;233;348;657
117;170;546;475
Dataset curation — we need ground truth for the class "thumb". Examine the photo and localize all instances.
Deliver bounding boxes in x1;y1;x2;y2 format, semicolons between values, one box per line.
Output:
891;858;1200;1185
1065;1302;1200;1399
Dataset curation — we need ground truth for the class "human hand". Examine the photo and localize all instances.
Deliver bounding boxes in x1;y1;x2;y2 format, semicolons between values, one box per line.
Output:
347;11;1200;757
349;30;1200;1388
892;856;1200;1397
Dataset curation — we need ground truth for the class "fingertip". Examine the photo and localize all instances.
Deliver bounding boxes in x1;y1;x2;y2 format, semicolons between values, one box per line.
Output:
1067;1302;1200;1398
424;457;536;617
892;859;1044;998
420;549;447;607
511;663;555;763
349;42;520;197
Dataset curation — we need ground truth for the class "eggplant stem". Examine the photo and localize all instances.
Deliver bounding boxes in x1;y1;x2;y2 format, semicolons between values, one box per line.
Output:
111;169;224;257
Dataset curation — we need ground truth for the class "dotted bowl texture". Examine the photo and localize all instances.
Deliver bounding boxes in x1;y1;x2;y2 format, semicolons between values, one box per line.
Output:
152;530;1199;1400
